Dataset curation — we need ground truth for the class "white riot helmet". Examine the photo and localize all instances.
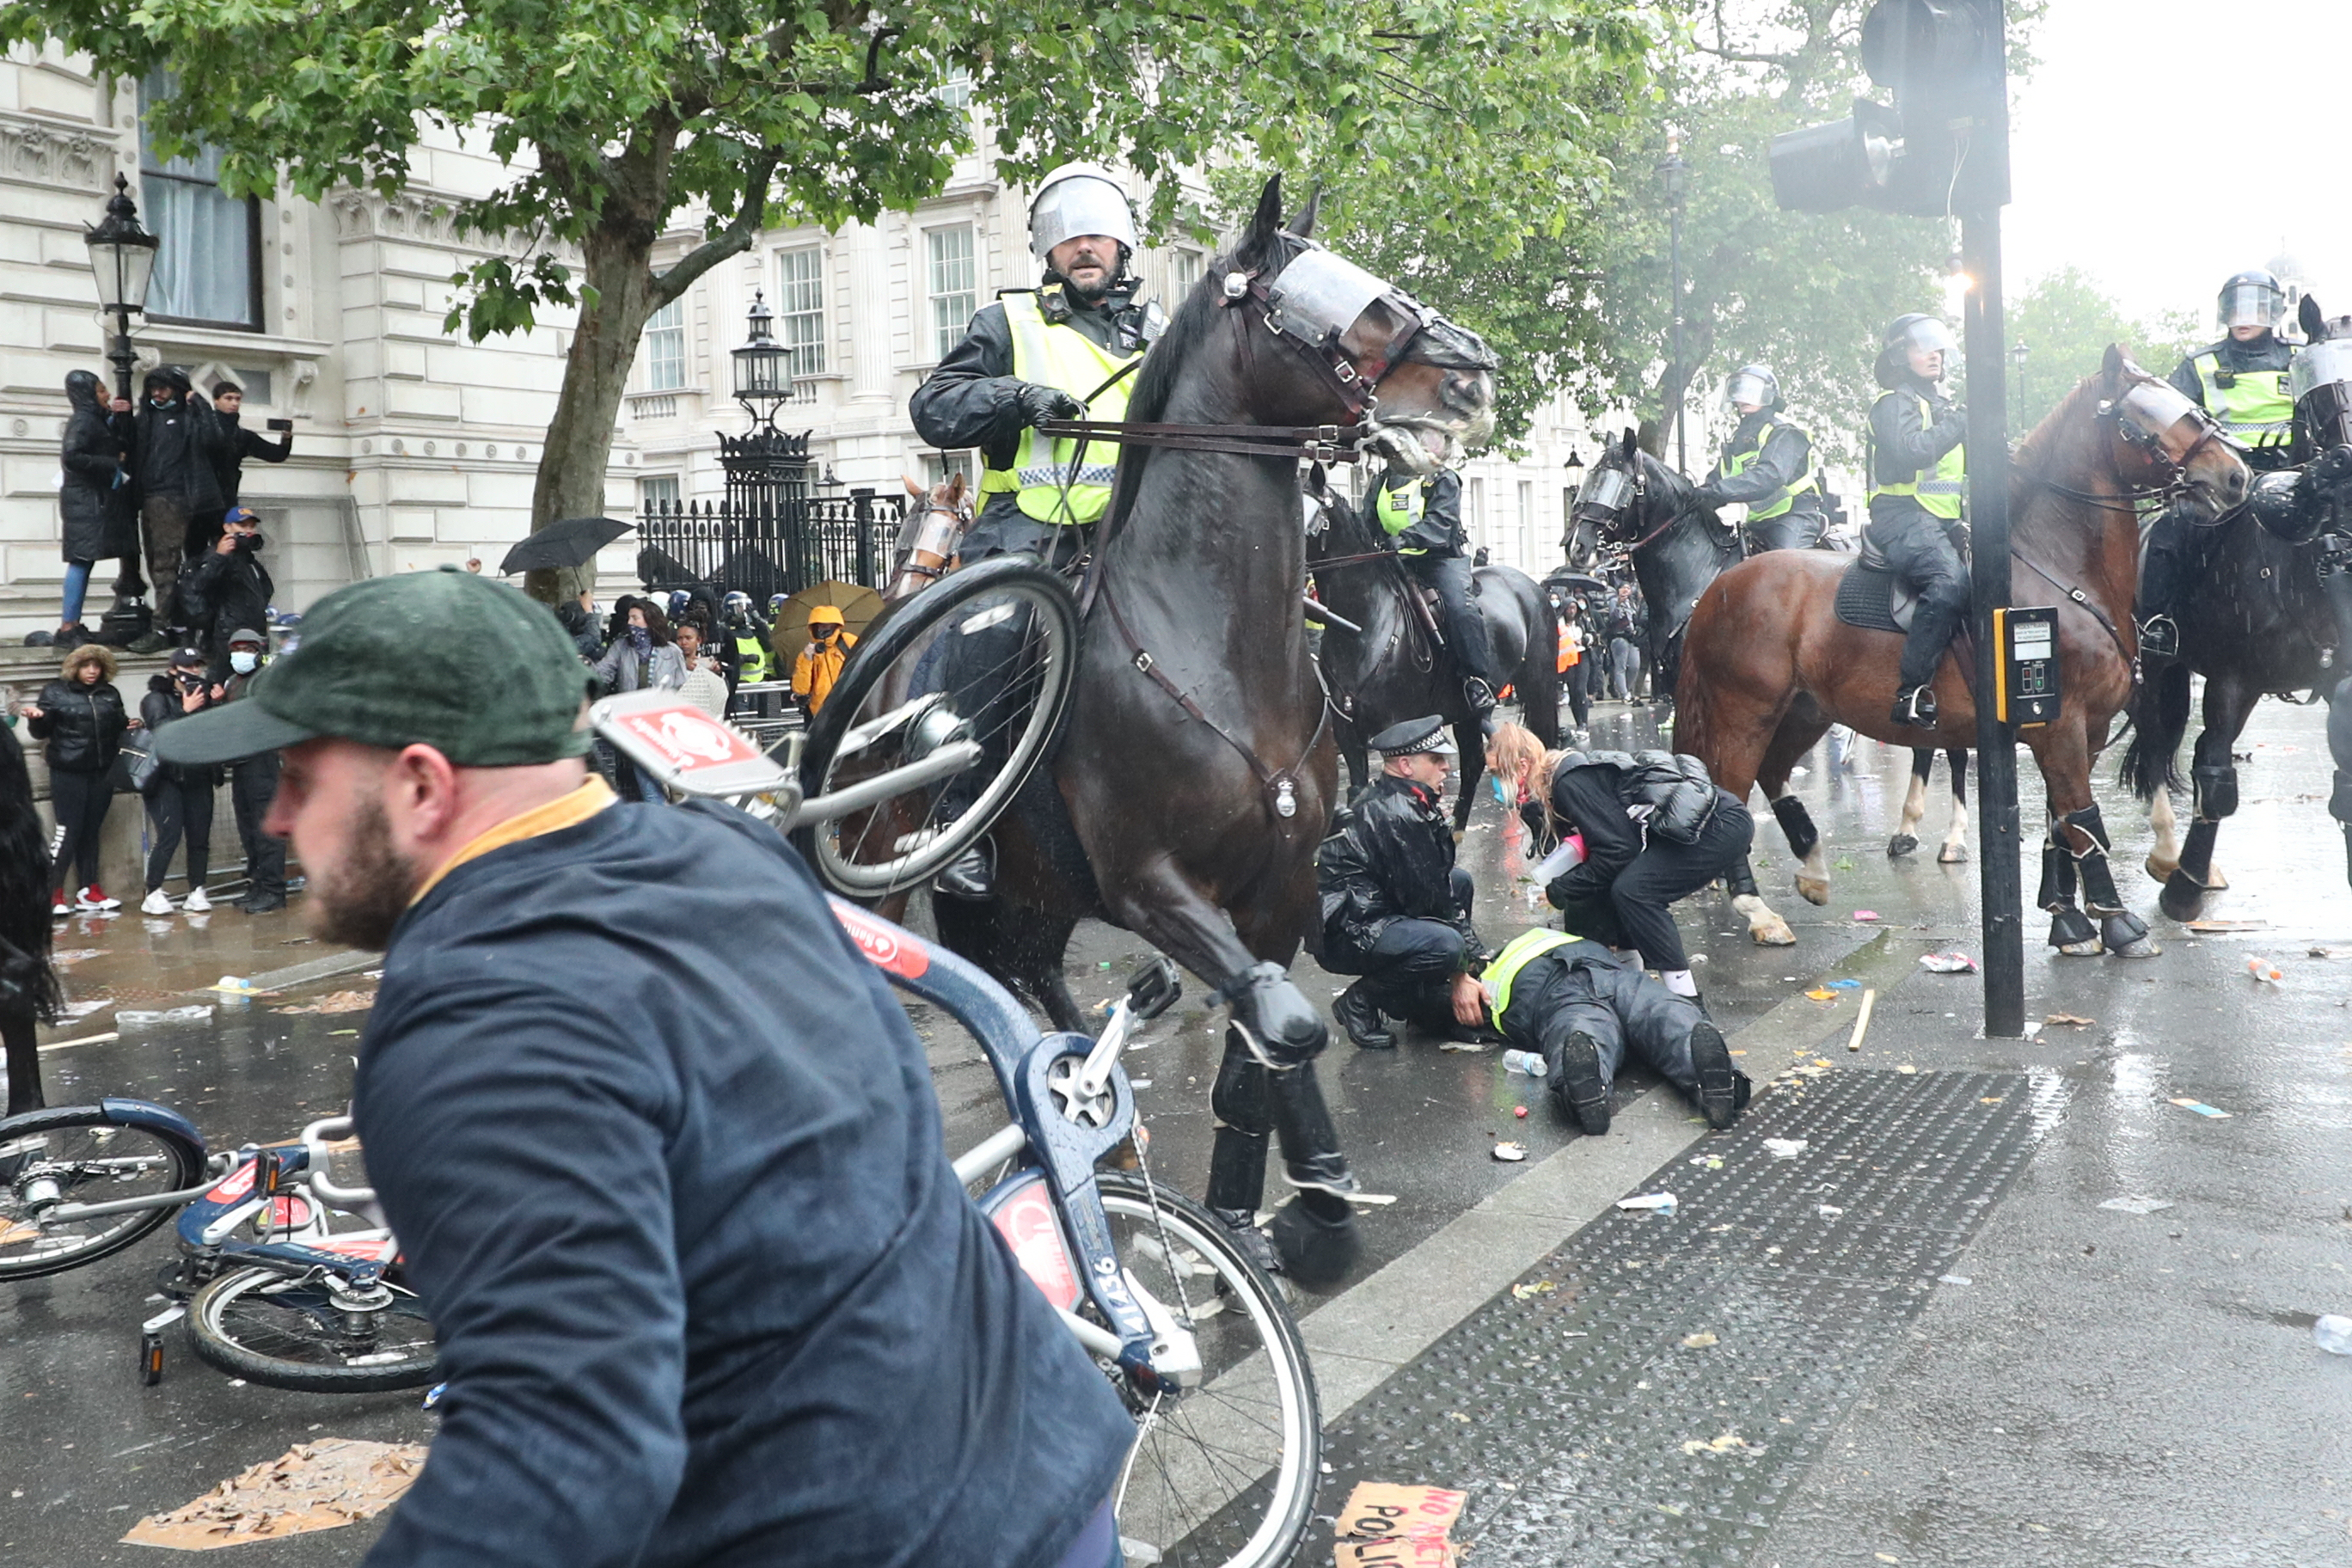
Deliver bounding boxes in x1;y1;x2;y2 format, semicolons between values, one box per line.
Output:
2219;268;2286;332
1724;364;1779;412
1028;162;1140;268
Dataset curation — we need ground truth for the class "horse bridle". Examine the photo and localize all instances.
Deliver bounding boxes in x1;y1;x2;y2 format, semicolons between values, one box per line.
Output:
2022;373;2243;515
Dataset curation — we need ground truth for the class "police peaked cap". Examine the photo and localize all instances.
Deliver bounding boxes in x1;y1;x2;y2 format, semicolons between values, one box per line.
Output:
1369;715;1458;757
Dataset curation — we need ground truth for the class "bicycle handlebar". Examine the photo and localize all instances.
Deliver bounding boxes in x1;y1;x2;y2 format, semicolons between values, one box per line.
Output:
298;1114;378;1208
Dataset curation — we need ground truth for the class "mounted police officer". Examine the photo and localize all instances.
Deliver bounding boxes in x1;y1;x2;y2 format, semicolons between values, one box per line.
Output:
2139;269;2300;658
1866;314;1969;731
910;162;1163;897
1369;457;1498;714
1694;364;1826;552
1315;716;1486;1050
910;162;1161;569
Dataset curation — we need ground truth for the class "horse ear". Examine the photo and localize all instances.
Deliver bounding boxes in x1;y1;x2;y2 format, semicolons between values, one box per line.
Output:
2302;292;2328;342
2101;343;2128;391
1619;428;1638;461
1234;176;1285;268
1284;186;1322;239
946;471;967;505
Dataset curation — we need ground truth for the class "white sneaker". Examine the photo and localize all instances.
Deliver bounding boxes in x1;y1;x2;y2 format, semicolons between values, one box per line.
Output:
183;886;211;913
140;889;175;916
75;885;121;912
51;891;70;918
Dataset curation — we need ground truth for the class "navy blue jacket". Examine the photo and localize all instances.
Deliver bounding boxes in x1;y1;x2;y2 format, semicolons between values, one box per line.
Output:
355;797;1131;1568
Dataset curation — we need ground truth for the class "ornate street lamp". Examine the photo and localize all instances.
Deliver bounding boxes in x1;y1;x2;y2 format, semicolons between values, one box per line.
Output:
83;173;160;404
2010;337;2030;422
731;289;792;427
1657;135;1689;473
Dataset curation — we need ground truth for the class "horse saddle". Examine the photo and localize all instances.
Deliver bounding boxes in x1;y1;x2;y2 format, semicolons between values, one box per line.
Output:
1834;533;1919;634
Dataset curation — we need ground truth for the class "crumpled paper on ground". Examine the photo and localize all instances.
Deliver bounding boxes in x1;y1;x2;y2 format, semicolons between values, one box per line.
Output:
122;1439;426;1550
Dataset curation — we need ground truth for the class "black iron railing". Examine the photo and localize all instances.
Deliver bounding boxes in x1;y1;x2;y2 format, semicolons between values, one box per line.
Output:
636;490;902;603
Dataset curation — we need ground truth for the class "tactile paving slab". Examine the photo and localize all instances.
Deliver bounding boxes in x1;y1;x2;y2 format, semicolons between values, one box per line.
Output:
1302;1069;2061;1567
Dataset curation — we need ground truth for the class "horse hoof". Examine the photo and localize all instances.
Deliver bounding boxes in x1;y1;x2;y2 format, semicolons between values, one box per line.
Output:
2112;936;2163;959
1751;915;1797;946
1937;842;1969;864
1888;833;1919;858
2144;854;2178;884
1793;875;1830;906
2057;939;2105;958
1270;1193;1360;1289
2158;872;2208;923
2207;866;2229;891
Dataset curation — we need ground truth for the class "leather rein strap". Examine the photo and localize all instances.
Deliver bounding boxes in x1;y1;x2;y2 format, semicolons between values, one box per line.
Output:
1036;418;1366;465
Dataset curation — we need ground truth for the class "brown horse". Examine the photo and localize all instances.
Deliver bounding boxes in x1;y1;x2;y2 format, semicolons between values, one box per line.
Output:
933;179;1498;1277
1675;346;2248;956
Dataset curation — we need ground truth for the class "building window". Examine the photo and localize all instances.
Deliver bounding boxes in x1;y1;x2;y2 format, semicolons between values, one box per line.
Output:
138;75;260;329
1169;248;1207;303
926;224;977;363
1517;481;1535;568
923;450;977;490
935;71;974;111
775;247;826;379
640;474;682;512
1467;477;1487;547
641;299;686;392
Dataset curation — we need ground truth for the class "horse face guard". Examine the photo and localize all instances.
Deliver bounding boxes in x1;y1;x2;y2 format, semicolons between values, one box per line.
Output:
1245;240;1496;425
1569;455;1643;544
2292;337;2352;450
2099;377;2239;495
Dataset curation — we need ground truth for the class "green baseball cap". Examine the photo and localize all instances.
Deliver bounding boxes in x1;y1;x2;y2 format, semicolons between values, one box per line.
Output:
153;567;593;767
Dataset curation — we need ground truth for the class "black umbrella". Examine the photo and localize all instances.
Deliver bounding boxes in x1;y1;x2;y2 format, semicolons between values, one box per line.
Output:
499;516;633;575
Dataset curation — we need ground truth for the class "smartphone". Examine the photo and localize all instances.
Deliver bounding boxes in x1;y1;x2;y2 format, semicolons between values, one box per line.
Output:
266;417;293;432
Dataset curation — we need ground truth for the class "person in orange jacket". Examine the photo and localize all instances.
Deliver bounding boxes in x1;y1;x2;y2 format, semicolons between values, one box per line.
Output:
789;604;858;717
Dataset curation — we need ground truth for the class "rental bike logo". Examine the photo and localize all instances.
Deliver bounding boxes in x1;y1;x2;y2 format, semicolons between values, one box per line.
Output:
830;904;929;980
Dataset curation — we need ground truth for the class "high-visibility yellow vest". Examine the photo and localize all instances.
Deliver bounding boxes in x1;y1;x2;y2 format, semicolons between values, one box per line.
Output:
1867;391;1965;520
2193;352;2294;450
980;292;1138;525
1376;475;1434;555
1484;927;1584;1020
732;629;770;683
1721;416;1821;521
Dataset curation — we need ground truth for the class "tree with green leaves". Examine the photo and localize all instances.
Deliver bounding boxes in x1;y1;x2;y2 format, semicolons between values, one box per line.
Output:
5;0;1664;568
1581;1;2044;471
2007;266;2200;434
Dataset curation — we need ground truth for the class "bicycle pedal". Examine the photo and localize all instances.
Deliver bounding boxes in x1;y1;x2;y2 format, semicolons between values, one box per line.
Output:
140;1332;163;1386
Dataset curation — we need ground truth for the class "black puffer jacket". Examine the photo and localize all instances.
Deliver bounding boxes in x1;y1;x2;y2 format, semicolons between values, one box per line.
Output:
28;677;128;775
132;370;224;509
1541;750;1719;907
183;538;274;652
58;371;137;563
140;675;223;788
1315;774;1475;964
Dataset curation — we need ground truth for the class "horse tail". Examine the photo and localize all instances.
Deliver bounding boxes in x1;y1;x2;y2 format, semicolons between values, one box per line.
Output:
2118;659;2190;802
1524;579;1562;748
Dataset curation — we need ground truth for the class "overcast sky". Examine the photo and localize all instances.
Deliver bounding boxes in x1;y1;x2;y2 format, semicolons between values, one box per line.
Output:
2006;0;2352;326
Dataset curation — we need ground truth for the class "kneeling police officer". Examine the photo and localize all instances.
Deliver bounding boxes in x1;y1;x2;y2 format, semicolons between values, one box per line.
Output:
1315;716;1485;1049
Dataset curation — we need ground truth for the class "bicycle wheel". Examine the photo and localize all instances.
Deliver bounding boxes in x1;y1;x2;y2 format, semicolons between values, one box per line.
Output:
0;1106;205;1281
187;1264;438;1393
1094;1172;1320;1568
796;557;1078;896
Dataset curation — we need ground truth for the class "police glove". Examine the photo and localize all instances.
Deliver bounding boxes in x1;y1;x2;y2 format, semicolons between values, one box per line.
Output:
1015;383;1085;427
1693;484;1728;510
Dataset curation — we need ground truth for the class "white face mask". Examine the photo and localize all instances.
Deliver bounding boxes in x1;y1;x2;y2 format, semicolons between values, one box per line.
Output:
229;651;260;675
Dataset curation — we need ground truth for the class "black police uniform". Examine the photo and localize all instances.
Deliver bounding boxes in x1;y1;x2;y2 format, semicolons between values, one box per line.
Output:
2140;331;2300;651
1315;718;1480;1047
1534;750;1751;975
1866;375;1969;711
1372;469;1497;697
1700;409;1826;552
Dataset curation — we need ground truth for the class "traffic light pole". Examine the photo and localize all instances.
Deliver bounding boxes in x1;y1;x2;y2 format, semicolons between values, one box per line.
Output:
1962;205;2025;1038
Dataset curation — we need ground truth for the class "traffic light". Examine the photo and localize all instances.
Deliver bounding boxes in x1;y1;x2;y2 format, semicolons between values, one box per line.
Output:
1769;0;2008;217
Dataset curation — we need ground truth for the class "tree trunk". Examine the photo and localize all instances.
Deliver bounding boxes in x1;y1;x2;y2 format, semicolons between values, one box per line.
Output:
524;214;663;605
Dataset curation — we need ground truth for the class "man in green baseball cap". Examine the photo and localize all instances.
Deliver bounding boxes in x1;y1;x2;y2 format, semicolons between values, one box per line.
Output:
155;565;1136;1566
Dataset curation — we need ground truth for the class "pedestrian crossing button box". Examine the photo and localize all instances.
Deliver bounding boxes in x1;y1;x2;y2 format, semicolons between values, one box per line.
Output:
1994;605;2060;727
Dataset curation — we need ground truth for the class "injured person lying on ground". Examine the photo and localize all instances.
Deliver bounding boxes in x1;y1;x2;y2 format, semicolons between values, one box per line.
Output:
1482;927;1749;1136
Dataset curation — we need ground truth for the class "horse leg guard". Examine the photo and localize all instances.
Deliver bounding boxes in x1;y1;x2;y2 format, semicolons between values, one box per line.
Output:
2160;818;2220;922
1205;1040;1273;1218
1770;793;1819;862
1265;1063;1361;1288
1227;962;1329;1069
2067;806;2160;957
2190;761;2239;823
2039;836;2098;951
1724;854;1760;901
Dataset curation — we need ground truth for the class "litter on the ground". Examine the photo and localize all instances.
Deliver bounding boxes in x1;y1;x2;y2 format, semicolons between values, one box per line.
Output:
2043;1012;2096;1027
2168;1098;2232;1118
1678;1431;1752;1455
2098;1196;2175;1215
1895;1064;1918;1074
1852;910;1880;922
2315;1315;2352;1356
274;989;376;1016
1501;1049;1546;1076
37;1031;118;1053
2184;919;2267;932
2246;958;2283;983
1616;1191;1677;1212
1491;1141;1528;1162
1681;1332;1718;1348
1804;988;1838;1001
2309;946;2333;959
55;998;109;1020
1437;1038;1491;1053
1824;978;1862;989
1919;952;1978;973
1687;1154;1724;1170
1939;1275;1971;1286
1763;1137;1809;1159
1816;1204;1845;1218
1510;1280;1556;1301
1513;1105;1528;1118
212;976;262;994
1846;988;1878;1052
1333;1482;1467;1568
121;1439;426;1549
116;1005;215;1028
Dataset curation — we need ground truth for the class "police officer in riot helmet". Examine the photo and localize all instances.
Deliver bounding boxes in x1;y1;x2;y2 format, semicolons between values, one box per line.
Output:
1368;458;1498;714
2138;269;2300;658
1695;364;1828;552
1314;717;1487;1051
910;163;1165;898
1866;314;1969;731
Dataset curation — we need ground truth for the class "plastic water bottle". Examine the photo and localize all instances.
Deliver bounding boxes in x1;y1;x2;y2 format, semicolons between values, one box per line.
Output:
2316;1314;2352;1355
1502;1049;1546;1077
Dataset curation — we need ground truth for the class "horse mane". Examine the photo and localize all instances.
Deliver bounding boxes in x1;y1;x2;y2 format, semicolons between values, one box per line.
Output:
2012;368;2110;478
1101;249;1243;536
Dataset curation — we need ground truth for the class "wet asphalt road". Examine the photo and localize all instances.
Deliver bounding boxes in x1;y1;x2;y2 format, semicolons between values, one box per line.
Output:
3;690;2349;1564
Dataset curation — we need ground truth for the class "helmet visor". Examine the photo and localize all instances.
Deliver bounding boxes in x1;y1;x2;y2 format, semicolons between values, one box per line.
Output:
1031;177;1138;260
1724;370;1775;408
1894;317;1958;358
2220;279;2282;330
1264;248;1394;347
